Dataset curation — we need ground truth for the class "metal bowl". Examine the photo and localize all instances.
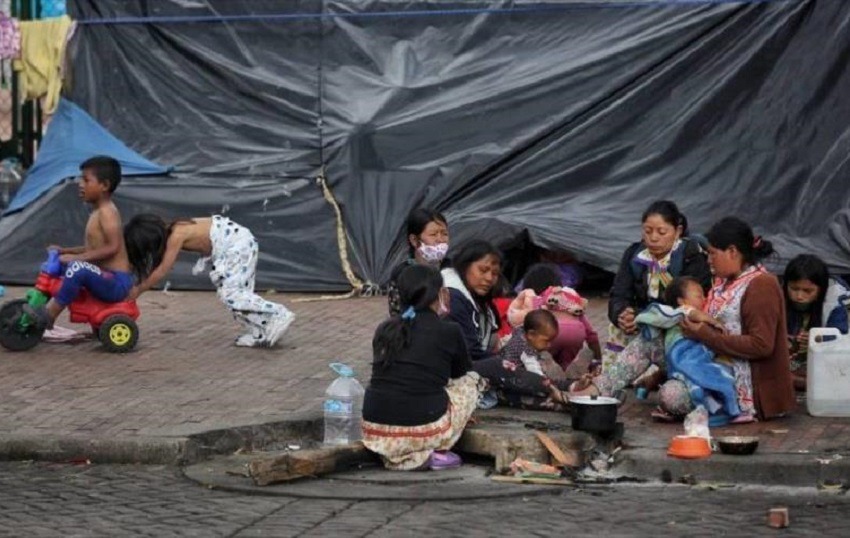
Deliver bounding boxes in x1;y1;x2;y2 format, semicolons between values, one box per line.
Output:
716;436;759;455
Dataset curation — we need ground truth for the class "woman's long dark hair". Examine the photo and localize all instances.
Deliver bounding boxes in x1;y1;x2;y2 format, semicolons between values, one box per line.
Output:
373;264;443;368
784;254;830;329
705;217;775;266
124;213;169;282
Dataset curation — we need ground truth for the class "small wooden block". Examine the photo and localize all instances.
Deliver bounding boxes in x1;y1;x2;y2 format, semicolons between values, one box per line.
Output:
248;443;373;486
767;507;789;528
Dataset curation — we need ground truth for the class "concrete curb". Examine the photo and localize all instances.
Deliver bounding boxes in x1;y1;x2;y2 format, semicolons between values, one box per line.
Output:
0;412;324;466
0;435;188;464
183;412;322;464
1;415;847;493
619;448;850;488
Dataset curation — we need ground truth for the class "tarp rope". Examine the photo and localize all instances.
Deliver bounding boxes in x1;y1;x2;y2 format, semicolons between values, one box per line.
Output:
310;170;367;299
77;0;793;26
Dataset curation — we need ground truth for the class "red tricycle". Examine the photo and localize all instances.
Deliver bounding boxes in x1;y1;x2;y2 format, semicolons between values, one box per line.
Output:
0;250;141;353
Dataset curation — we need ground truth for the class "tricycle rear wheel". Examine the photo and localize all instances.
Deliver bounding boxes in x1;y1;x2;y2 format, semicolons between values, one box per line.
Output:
0;299;44;352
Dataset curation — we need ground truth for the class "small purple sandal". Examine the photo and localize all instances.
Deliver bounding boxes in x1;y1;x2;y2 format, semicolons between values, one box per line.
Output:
428;450;462;471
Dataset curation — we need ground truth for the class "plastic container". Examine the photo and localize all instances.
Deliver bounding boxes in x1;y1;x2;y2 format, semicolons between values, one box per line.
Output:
667;435;712;459
323;362;365;446
807;328;850;417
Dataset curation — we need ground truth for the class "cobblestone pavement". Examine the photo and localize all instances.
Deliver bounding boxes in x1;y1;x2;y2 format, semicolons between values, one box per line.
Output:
0;462;847;537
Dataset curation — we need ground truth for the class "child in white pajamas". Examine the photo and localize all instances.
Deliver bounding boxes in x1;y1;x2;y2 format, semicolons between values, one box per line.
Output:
124;214;294;347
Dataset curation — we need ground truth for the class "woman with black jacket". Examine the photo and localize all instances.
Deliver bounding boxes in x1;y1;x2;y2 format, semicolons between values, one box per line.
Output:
603;201;711;377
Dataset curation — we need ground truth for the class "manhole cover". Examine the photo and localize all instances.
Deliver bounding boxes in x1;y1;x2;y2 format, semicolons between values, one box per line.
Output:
183;457;564;500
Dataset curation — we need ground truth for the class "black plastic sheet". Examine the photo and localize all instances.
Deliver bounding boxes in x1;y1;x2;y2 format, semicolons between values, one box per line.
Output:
1;0;849;289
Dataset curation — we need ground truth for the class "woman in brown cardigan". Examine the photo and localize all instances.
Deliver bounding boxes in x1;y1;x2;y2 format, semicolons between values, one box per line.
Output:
658;217;795;421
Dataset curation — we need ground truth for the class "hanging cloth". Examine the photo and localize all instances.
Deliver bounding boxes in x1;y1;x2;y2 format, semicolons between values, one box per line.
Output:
13;15;73;114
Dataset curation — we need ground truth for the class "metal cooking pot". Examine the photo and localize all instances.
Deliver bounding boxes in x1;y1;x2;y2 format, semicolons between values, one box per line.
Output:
568;395;619;433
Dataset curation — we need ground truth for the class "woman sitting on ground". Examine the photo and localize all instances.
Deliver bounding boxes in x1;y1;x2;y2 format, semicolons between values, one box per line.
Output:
603;200;711;390
362;265;484;471
442;240;503;361
657;217;795;421
783;254;850;391
386;208;450;316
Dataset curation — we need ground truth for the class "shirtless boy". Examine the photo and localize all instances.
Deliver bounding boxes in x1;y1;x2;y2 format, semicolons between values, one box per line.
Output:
27;156;133;329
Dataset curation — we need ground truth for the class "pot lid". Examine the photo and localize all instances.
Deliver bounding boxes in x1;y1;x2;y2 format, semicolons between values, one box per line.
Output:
568;395;620;405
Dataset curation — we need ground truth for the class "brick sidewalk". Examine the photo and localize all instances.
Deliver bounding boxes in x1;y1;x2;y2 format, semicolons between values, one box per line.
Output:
0;287;384;439
0;286;848;461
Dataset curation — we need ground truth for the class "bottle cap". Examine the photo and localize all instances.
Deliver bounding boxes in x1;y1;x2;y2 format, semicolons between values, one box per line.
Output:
330;362;354;377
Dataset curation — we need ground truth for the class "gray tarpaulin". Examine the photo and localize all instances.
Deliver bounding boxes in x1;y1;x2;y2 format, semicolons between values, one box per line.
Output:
1;0;848;290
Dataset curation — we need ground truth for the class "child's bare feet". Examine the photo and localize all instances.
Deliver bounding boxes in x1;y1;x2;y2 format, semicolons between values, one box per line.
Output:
549;385;570;405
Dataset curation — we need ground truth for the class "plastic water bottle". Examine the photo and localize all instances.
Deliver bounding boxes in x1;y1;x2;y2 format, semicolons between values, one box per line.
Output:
323;363;365;446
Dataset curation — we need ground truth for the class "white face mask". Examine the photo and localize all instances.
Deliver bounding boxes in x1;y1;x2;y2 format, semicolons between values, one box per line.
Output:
418;242;449;264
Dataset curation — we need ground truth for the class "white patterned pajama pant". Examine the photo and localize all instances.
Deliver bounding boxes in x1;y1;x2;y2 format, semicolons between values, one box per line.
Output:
208;216;291;339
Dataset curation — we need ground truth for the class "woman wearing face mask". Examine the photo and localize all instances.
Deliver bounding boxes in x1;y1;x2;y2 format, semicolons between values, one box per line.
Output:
658;217;795;421
603;200;711;385
387;208;450;316
442;240;503;362
363;265;483;471
783;254;850;391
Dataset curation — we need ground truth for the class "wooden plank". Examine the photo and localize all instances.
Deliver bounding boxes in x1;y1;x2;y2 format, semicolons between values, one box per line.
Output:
534;431;581;468
248;442;375;486
491;475;574;486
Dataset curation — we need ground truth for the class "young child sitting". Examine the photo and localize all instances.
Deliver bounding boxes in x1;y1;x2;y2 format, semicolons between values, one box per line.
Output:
483;309;594;408
26;156;133;329
638;277;747;424
123;214;295;348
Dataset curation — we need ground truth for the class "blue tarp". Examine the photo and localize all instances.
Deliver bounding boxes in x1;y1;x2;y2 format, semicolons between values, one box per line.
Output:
3;98;170;215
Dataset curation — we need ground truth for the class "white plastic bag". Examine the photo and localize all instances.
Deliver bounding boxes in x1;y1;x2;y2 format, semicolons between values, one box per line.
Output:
684;405;710;440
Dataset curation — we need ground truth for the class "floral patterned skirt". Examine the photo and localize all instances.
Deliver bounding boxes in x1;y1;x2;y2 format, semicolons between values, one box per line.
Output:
658;357;755;417
595;331;665;396
602;323;638;374
361;372;482;471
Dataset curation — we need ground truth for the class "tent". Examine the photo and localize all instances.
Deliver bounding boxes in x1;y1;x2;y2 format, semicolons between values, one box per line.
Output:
1;0;849;291
3;97;171;215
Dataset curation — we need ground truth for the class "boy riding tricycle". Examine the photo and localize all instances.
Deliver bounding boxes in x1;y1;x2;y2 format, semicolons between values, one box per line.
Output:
1;156;140;353
0;249;140;352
